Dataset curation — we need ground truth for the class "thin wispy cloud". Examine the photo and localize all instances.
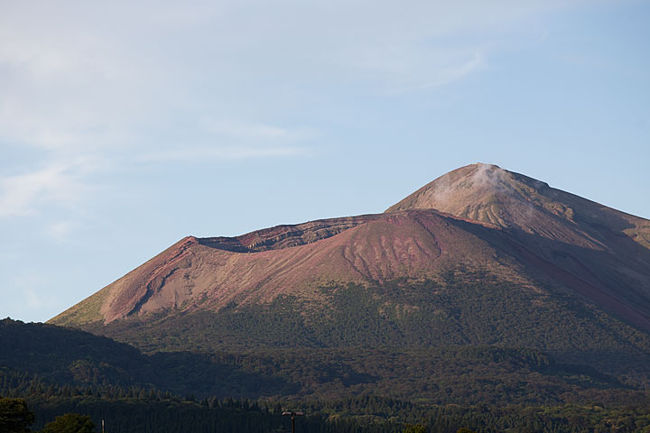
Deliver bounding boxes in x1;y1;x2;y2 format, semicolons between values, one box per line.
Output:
0;0;592;219
199;119;315;142
0;0;578;223
4;0;638;325
46;220;77;243
0;0;575;157
0;160;92;217
418;51;486;91
137;145;309;164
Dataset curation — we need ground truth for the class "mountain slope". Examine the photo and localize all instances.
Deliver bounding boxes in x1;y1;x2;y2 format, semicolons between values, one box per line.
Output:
51;210;523;325
387;163;650;249
0;318;293;397
49;163;650;380
51;164;650;332
2;319;645;405
388;163;650;330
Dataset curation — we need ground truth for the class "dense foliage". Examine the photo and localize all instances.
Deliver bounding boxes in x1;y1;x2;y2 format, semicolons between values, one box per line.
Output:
2;267;650;432
41;413;94;433
87;273;650;381
60;272;650;403
2;318;647;406
0;397;34;433
2;392;650;433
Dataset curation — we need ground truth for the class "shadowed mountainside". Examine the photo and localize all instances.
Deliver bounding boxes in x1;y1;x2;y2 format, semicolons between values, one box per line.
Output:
18;163;649;404
2;318;646;405
0;318;295;397
47;163;650;394
388;163;650;329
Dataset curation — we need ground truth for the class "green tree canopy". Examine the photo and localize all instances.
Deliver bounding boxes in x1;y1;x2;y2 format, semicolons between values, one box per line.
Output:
41;413;95;433
403;423;427;433
0;397;35;433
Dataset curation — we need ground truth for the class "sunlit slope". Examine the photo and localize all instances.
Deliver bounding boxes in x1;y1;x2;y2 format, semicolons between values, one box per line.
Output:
50;163;650;351
387;163;650;330
51;210;522;325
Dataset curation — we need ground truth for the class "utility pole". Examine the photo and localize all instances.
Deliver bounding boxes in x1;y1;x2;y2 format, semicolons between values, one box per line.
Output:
282;411;304;433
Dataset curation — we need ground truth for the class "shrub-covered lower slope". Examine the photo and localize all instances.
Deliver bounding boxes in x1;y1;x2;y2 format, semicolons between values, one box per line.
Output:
3;390;650;433
0;318;294;397
1;317;647;406
50;164;650;335
86;271;650;387
3;318;649;432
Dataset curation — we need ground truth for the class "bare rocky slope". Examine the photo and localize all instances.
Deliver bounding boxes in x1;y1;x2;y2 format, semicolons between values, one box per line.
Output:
51;164;650;330
49;163;650;373
388;163;650;330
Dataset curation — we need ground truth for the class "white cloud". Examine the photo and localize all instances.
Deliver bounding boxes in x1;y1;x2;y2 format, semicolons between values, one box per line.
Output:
0;0;585;220
199;119;314;141
418;51;486;90
0;157;97;217
46;220;76;243
0;0;581;157
137;145;308;163
133;120;314;163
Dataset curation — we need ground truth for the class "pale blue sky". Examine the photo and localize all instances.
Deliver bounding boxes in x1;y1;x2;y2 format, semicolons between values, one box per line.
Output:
1;0;649;323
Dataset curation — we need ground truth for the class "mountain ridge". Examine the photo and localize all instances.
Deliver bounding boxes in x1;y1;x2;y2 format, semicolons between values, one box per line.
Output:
389;163;650;248
52;209;521;325
49;163;650;343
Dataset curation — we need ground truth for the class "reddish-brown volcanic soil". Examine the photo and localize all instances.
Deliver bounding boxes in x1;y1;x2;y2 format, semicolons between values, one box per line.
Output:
50;163;650;332
56;210;517;324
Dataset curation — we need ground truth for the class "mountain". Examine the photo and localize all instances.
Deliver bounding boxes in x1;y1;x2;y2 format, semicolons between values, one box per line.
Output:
388;163;650;328
48;163;650;395
0;318;643;405
0;318;294;397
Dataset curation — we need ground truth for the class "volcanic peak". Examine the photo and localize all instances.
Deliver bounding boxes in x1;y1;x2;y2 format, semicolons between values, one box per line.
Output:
387;163;597;243
48;163;650;332
387;163;549;215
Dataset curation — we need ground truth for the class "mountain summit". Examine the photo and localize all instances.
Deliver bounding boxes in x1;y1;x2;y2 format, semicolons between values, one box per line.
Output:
50;164;650;354
389;163;650;249
389;163;548;215
388;163;556;228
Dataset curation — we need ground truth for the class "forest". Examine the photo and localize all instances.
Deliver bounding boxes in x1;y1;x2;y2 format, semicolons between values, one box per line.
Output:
2;328;650;432
2;387;650;433
2;271;650;432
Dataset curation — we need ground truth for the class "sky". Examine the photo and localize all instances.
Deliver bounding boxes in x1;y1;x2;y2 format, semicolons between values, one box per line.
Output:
1;0;649;323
